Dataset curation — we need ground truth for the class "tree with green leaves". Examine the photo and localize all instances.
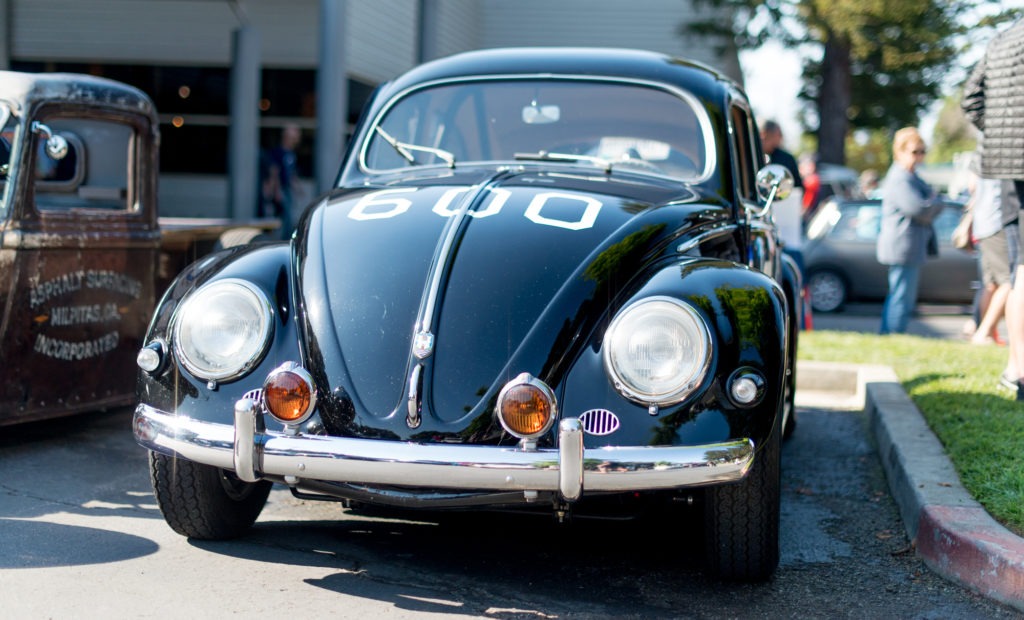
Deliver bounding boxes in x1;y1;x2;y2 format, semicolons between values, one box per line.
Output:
688;1;1018;165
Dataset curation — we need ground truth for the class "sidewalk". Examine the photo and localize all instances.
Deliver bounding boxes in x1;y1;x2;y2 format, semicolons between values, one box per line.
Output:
797;361;1024;613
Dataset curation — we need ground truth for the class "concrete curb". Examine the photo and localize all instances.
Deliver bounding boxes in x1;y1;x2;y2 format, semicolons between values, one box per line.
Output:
798;361;1024;612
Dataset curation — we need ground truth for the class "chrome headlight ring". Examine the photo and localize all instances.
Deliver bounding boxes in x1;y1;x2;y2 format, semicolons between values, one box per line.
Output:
171;278;274;383
602;296;711;406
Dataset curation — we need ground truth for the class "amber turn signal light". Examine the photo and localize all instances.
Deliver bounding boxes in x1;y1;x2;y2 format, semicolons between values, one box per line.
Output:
263;363;317;425
496;373;557;440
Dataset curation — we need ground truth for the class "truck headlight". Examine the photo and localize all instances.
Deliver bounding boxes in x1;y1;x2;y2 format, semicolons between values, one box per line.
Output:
603;296;711;406
172;279;273;382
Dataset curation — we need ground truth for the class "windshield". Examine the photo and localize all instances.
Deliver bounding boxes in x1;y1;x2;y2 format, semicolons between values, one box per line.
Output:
362;79;712;181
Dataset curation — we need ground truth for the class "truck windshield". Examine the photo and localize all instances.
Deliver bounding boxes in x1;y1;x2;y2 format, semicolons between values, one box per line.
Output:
0;103;14;218
361;79;712;182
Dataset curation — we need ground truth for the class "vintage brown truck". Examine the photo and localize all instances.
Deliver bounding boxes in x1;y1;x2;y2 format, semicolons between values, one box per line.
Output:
0;71;274;426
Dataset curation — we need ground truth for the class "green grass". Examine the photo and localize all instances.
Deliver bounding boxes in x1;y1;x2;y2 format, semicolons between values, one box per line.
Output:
798;330;1024;537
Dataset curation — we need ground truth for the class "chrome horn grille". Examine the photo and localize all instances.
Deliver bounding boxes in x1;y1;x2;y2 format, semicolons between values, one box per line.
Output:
241;388;263;406
578;409;620;436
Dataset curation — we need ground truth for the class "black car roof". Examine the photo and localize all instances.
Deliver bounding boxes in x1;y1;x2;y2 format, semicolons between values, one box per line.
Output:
380;47;740;103
338;47;745;192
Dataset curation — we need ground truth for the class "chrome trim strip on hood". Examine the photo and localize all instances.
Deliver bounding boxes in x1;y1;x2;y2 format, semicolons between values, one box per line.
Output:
406;171;514;427
412;174;505;357
134;402;755;502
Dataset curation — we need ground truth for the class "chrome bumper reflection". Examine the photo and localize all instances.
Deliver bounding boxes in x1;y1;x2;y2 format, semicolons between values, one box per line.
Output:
133;401;754;502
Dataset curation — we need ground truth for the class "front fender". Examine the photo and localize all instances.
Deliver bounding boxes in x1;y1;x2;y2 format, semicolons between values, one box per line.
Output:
137;242;303;424
560;258;787;452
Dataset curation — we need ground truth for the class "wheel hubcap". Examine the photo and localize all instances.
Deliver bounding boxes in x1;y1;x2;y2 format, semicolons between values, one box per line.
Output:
809;273;844;312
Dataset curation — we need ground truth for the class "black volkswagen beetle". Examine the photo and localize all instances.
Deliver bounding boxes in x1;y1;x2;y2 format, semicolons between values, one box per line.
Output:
133;48;800;581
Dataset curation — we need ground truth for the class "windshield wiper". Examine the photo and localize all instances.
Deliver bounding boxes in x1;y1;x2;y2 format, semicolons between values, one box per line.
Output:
513;151;612;173
374;126;456;168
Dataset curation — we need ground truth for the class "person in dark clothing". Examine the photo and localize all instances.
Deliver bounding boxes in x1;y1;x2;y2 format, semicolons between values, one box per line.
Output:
258;149;278;217
258;123;302;239
760;120;806;279
961;19;1024;399
760;120;803;189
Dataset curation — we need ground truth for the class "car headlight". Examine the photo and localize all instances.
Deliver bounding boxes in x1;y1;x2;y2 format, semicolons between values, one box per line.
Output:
171;278;273;382
603;296;711;405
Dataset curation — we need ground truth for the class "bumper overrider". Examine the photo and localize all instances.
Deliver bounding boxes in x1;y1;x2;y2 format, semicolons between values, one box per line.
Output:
133;399;755;502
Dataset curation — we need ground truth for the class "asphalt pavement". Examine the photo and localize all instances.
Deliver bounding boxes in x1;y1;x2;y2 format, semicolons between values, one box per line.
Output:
804;302;1024;612
3;404;1017;618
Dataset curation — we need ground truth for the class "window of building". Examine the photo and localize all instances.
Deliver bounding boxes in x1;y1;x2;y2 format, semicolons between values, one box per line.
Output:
11;61;375;177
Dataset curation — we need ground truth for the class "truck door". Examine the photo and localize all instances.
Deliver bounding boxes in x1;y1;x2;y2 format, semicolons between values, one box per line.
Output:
0;107;160;424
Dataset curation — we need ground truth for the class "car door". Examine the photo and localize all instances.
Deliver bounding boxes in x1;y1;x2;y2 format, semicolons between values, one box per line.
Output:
729;101;779;277
0;106;159;424
920;203;979;303
830;201;889;300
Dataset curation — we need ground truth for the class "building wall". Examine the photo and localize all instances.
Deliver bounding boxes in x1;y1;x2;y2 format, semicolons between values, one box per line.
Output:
425;0;482;60
347;0;417;82
11;0;446;79
477;0;740;81
1;0;739;219
11;0;319;67
8;0;735;83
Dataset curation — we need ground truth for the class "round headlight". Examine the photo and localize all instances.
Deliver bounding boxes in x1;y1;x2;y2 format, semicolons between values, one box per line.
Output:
172;279;273;382
603;296;711;405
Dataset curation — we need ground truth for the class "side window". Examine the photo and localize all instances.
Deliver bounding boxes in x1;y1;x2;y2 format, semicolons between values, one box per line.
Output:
729;105;758;203
830;204;880;241
33;117;134;212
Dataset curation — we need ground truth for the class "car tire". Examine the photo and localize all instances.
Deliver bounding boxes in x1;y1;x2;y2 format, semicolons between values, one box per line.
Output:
703;419;781;581
783;294;798;441
782;397;797;439
782;365;797;440
149;451;272;540
807;269;847;313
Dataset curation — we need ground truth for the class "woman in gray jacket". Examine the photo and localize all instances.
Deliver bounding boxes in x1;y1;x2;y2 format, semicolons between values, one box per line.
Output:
876;127;944;334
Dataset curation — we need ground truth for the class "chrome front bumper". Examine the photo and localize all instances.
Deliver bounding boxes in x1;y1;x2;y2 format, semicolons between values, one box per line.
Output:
133;400;755;502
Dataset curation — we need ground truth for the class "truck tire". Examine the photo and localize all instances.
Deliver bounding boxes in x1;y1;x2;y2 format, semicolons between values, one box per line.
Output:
149;451;272;540
703;419;781;581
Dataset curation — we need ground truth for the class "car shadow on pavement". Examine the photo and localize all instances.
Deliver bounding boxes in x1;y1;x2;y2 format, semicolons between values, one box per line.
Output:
186;509;736;616
0;519;159;569
0;408;164;569
0;407;163;522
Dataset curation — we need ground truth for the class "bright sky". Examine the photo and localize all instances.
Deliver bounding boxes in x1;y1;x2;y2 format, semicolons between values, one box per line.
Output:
736;7;1023;155
739;40;973;154
739;41;805;152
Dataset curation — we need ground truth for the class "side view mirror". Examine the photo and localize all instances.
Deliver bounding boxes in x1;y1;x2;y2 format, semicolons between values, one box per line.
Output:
31;121;69;161
751;163;795;217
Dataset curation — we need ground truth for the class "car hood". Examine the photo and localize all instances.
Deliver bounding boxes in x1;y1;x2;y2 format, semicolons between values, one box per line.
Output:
295;167;730;437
